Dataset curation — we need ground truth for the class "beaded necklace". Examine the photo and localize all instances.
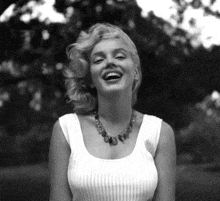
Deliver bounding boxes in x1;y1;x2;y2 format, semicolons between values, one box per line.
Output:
94;110;136;146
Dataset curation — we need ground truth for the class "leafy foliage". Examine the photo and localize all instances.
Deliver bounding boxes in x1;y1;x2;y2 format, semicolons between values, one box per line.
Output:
1;0;220;165
173;0;220;24
177;91;220;164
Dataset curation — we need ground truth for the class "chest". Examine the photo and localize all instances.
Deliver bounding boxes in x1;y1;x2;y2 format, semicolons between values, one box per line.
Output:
78;115;142;160
66;113;159;201
82;125;139;160
67;140;158;201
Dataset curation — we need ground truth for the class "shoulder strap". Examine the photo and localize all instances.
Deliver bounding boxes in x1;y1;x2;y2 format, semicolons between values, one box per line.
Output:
59;113;81;147
141;115;162;157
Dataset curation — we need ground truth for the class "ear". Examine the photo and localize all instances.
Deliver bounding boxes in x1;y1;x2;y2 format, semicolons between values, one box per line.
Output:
134;68;140;80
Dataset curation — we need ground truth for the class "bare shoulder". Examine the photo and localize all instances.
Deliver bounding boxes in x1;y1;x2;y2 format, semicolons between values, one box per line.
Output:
159;121;175;147
77;113;95;123
134;110;144;125
155;120;176;162
49;120;72;200
51;119;70;149
53;119;61;133
153;121;176;201
52;120;65;140
49;119;70;161
155;120;176;167
77;114;95;131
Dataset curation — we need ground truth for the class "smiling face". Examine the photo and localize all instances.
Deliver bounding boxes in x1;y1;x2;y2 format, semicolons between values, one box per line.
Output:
89;38;139;97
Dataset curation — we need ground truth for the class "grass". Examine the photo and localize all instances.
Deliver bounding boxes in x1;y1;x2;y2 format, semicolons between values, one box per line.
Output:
176;163;220;201
1;162;220;201
0;163;49;201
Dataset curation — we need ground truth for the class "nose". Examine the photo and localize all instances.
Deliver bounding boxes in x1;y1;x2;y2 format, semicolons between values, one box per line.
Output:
106;62;116;69
106;55;116;68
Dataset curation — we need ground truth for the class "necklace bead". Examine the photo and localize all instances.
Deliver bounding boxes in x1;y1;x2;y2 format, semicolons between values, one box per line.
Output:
118;135;125;141
94;110;136;146
104;136;110;143
101;131;107;137
111;137;118;145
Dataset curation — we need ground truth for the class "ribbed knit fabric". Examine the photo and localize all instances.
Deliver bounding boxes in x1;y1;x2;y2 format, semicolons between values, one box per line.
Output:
59;113;162;201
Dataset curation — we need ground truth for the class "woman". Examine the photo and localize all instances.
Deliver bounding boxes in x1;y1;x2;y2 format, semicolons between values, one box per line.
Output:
49;23;176;201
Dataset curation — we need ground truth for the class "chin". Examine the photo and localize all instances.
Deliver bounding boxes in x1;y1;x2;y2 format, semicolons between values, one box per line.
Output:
95;77;133;94
100;84;132;96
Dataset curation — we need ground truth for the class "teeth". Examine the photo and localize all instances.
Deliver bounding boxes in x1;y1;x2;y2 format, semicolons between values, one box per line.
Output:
106;72;120;77
104;72;122;80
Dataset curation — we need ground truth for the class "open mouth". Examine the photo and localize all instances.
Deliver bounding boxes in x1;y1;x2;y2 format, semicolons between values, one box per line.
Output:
103;72;122;81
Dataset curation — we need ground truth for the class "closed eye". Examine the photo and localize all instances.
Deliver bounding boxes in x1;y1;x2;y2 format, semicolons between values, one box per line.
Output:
93;58;104;64
115;53;126;60
116;56;125;59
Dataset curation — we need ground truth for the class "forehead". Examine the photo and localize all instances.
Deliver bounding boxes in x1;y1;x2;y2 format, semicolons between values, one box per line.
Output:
91;38;132;55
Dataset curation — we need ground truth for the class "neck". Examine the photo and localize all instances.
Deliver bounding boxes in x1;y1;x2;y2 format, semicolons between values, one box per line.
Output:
97;92;133;123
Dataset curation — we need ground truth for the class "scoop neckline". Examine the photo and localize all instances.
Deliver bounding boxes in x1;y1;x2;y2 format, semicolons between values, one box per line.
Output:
74;113;145;162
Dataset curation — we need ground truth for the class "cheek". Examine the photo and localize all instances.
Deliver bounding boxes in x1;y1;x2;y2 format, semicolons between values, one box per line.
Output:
126;61;136;75
90;68;98;79
90;69;101;86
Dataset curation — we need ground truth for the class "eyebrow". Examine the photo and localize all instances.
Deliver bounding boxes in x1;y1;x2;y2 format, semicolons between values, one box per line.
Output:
91;48;128;59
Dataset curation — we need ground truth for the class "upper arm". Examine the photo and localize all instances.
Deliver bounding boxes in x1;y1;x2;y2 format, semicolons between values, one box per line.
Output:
153;121;176;201
49;120;72;201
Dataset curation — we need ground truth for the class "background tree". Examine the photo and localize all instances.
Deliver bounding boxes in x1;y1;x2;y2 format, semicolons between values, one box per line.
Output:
1;0;220;165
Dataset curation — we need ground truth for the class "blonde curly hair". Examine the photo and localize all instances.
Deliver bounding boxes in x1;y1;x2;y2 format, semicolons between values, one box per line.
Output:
64;23;142;114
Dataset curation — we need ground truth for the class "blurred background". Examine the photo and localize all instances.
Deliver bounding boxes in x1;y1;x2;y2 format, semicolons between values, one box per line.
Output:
1;0;220;200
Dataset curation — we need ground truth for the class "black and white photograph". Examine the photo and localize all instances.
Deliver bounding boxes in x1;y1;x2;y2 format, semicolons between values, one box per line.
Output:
0;0;220;200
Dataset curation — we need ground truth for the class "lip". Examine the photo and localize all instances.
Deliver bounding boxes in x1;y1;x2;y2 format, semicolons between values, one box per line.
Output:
102;70;123;81
102;70;123;82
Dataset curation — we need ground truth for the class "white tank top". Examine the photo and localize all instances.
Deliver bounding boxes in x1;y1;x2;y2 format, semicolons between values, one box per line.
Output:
59;113;162;201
